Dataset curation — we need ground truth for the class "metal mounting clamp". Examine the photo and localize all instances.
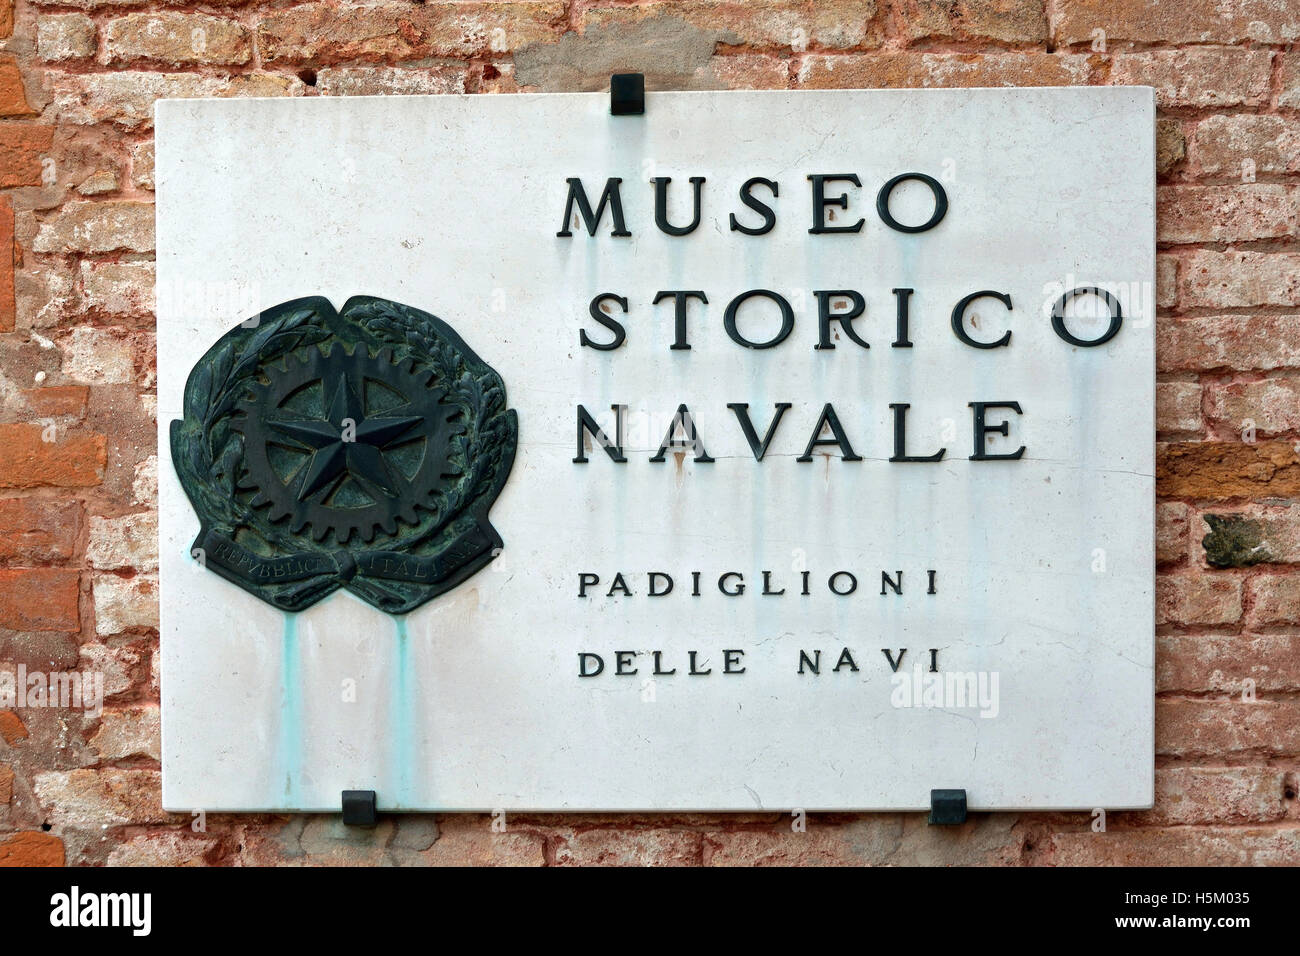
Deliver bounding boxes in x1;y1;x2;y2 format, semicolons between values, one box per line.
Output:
928;789;968;825
341;790;378;827
611;73;645;115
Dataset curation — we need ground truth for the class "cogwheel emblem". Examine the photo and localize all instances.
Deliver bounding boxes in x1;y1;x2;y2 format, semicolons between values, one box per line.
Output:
234;345;462;546
170;295;518;615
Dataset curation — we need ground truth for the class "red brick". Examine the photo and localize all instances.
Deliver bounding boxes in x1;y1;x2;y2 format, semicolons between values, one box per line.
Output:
1192;114;1300;178
1248;574;1300;626
703;54;790;89
1155;501;1190;565
1109;49;1272;109
258;2;565;64
37;13;96;62
0;497;80;562
552;828;702;866
580;0;885;50
1158;634;1300;693
33;768;173;826
706;815;1021;865
1181;252;1300;309
1158;316;1300;373
86;513;156;571
44;72;304;130
1156;573;1242;626
1207;380;1300;437
0;194;11;332
130;142;152;190
78;641;143;697
1052;826;1300;866
799;51;1090;88
107;832;217;866
1156;119;1185;178
705;827;868;865
891;0;1045;43
0;831;64;867
0;424;106;489
1125;767;1292;825
1282;54;1300;109
1054;0;1300;45
0;0;12;40
1157;185;1296;244
0;55;32;116
88;706;159;760
0;567;79;630
1155;381;1201;434
316;65;469;96
32;200;153;255
283;816;528;866
56;327;138;385
1157;441;1300;499
102;13;252;67
0;124;55;189
1156;254;1176;308
0;710;27;744
0;763;11;803
1157;699;1300;757
17;386;88;419
92;572;157;634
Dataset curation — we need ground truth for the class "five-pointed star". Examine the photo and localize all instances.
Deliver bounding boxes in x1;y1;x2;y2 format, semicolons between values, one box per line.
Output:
268;370;423;502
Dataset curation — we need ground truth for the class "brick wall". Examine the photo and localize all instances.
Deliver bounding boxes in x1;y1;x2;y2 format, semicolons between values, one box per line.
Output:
0;0;1296;866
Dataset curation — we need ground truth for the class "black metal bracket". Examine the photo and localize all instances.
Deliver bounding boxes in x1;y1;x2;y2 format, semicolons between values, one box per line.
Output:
341;790;378;827
611;73;645;115
928;789;968;825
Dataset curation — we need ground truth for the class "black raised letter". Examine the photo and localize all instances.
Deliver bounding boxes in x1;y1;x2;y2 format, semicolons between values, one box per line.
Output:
798;404;862;461
653;291;707;350
808;174;865;234
1051;286;1123;347
730;177;779;235
728;402;791;461
892;288;914;348
814;290;870;350
650;404;715;463
574;404;627;463
581;293;627;350
876;172;948;234
653;176;705;236
724;290;795;349
889;403;945;462
969;401;1026;460
951;290;1012;349
648;572;674;596
557;177;631;237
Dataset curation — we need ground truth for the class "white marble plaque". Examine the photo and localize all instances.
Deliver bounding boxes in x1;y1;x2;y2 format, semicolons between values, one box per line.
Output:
157;88;1155;812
